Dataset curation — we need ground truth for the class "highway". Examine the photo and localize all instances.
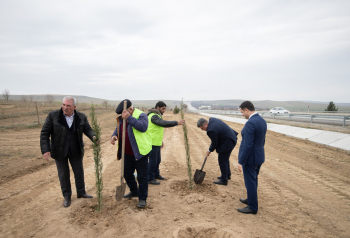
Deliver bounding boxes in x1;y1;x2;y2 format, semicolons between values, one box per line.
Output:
186;103;350;126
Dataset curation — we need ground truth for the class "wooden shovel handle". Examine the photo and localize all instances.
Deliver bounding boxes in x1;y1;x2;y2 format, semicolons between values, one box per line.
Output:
121;100;127;184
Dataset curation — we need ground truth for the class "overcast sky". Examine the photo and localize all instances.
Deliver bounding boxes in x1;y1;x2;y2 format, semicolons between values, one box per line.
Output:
1;0;349;102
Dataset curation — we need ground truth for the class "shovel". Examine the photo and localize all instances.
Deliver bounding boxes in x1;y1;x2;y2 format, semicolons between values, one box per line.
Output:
115;100;127;201
193;156;208;184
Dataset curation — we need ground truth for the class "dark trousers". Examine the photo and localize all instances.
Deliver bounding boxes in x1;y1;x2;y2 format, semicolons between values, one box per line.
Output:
55;150;86;200
218;149;232;183
148;146;161;181
124;153;149;201
242;164;262;212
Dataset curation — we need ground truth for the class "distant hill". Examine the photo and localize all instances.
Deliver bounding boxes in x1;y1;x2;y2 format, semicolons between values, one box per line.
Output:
4;95;349;112
4;95;182;110
300;100;350;106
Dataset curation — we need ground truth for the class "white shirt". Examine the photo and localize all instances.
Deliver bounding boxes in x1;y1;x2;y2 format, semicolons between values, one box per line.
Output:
64;112;74;128
249;112;258;120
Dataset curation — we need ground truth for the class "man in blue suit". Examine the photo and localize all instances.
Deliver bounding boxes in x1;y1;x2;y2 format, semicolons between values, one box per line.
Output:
237;101;267;214
197;117;238;185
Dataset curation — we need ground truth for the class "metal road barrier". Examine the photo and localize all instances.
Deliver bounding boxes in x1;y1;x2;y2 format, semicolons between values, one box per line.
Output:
197;110;350;126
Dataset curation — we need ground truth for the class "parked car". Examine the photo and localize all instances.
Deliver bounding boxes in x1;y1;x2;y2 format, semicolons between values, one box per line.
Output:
270;107;290;114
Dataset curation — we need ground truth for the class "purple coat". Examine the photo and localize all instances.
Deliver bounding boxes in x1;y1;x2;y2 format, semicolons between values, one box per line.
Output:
112;112;149;161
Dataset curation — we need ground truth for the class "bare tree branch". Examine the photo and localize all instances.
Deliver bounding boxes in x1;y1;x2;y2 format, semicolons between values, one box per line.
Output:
21;95;28;102
102;100;108;109
2;89;10;101
46;94;54;104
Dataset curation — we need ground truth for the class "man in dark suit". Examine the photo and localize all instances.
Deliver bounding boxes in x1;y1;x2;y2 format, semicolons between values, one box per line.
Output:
237;101;267;214
197;117;238;185
40;96;97;207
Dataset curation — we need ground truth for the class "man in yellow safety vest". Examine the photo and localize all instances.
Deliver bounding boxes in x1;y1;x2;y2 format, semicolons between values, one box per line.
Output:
147;101;185;185
111;99;152;208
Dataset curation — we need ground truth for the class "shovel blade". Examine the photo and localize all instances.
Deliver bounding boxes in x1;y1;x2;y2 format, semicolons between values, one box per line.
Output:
115;183;127;201
194;169;206;184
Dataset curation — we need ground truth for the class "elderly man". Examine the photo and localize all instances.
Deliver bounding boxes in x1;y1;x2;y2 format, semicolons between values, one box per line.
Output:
40;96;97;207
111;99;152;208
197;117;238;185
237;101;267;214
147;101;185;185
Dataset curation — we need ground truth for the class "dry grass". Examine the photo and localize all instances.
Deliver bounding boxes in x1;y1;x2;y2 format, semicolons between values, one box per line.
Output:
0;100;113;129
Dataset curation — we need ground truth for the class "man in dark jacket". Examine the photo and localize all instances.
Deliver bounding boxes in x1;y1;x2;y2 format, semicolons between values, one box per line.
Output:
147;101;185;185
40;96;97;207
237;101;267;214
197;117;238;185
111;99;152;208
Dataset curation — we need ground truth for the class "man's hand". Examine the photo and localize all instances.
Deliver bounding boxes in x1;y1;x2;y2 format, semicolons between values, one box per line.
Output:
177;119;185;125
93;136;100;145
122;110;130;120
43;152;51;162
161;142;164;149
236;163;243;172
206;150;211;157
111;136;118;145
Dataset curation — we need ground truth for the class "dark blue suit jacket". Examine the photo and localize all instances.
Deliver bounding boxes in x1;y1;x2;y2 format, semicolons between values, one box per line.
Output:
238;114;267;165
207;118;238;154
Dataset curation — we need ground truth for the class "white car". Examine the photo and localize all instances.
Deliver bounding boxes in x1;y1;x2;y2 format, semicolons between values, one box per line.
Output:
270;107;290;114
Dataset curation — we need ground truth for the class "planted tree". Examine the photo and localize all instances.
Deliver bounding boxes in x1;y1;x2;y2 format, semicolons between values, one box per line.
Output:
90;104;103;211
325;101;338;111
181;99;193;189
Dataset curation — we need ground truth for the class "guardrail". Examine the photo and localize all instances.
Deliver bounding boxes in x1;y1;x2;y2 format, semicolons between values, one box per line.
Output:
197;110;350;126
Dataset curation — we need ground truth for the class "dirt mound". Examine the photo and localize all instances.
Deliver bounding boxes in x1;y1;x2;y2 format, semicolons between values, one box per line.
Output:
168;180;219;197
70;196;150;236
174;225;235;238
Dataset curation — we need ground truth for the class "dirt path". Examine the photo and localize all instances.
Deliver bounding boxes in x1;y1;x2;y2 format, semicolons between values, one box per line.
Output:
1;111;350;237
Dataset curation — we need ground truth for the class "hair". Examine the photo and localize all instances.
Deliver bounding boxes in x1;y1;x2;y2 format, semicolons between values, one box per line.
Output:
155;101;166;108
197;118;208;127
239;101;255;111
63;96;77;106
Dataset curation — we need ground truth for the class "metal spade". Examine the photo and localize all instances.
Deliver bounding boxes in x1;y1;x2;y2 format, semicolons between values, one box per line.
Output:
193;156;208;184
115;100;127;201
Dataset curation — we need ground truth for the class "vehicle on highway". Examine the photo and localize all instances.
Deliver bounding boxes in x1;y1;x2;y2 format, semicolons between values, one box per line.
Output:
199;106;211;110
270;107;290;114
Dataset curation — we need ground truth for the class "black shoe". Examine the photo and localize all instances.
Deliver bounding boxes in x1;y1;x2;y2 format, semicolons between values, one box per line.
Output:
148;179;160;185
239;198;248;205
217;176;231;180
77;193;93;198
237;206;257;214
137;200;147;208
123;192;138;198
63;198;71;207
155;175;165;180
213;180;227;186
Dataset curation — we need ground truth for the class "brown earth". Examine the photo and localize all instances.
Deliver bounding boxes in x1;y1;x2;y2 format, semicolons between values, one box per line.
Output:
1;109;350;238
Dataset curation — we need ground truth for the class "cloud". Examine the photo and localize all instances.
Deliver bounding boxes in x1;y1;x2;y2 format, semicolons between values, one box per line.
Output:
0;0;349;102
